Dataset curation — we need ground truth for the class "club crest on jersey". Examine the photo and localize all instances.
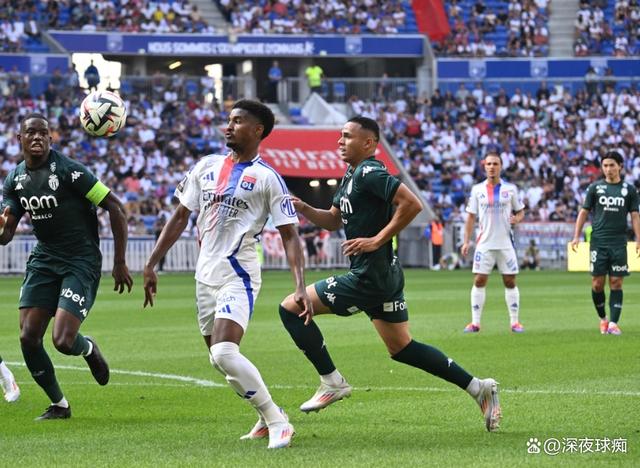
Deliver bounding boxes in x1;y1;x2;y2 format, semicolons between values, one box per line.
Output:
48;174;59;191
501;191;509;198
621;187;628;197
50;162;56;172
240;175;256;191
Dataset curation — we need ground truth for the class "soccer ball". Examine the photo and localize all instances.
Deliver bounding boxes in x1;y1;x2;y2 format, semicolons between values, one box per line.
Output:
80;90;127;137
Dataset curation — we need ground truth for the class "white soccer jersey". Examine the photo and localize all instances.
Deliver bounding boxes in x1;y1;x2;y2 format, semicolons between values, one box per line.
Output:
175;153;297;286
466;179;524;249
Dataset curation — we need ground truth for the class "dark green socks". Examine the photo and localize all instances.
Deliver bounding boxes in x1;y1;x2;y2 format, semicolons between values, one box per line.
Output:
279;305;336;375
609;289;623;323
392;339;473;390
66;333;91;356
592;290;606;319
21;343;63;403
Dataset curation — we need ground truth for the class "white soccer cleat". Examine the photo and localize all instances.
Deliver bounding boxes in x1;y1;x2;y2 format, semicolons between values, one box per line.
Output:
300;380;352;413
475;378;501;432
1;371;20;403
240;417;269;440
267;422;295;449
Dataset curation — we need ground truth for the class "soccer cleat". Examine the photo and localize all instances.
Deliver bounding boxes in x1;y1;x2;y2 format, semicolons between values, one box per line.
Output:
240;417;269;440
300;380;352;413
83;337;110;385
607;323;622;336
475;378;501;432
267;422;295;449
599;319;609;335
35;404;71;420
510;322;525;333
1;370;20;403
463;323;480;333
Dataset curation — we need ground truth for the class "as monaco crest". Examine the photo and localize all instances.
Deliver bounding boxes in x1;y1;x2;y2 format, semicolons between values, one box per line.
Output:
48;174;59;191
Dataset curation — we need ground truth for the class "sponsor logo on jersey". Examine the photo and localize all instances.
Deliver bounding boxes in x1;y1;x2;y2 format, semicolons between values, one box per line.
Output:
383;300;407;312
362;166;379;176
15;183;23;190
501;191;509;198
60;287;85;306
71;171;83;182
346;306;361;314
48;174;59;191
339;196;352;215
202;191;249;209
176;175;187;193
79;308;88;318
324;291;336;304
240;175;256;191
326;277;337;289
14;174;26;182
280;195;296;217
598;195;625;211
202;171;216;182
346;179;353;195
20;195;59;213
611;265;628;272
50;162;56;172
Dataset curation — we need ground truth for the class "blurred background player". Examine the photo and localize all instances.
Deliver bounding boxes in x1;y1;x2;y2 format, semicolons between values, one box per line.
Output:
279;117;501;433
571;150;640;335
0;355;20;402
461;152;525;333
143;100;311;449
0;114;133;420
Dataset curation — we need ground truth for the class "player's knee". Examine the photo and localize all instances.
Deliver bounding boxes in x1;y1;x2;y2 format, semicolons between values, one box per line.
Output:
279;304;300;324
210;341;239;374
279;295;299;314
52;333;75;355
504;279;516;289
19;331;42;350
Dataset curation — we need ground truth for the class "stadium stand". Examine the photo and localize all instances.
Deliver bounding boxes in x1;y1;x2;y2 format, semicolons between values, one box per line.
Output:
435;0;551;57
216;0;418;34
574;0;640;56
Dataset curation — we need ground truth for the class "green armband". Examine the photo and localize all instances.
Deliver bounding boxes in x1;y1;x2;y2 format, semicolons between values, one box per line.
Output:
86;181;111;206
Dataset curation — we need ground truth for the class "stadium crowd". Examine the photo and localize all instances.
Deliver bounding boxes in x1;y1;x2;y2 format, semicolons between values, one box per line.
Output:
217;0;413;34
0;0;212;43
574;0;640;56
436;0;551;57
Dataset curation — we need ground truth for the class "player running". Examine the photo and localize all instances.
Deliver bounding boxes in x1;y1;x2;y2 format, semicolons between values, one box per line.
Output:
278;117;501;432
460;152;526;333
571;150;640;335
0;113;133;419
143;100;311;449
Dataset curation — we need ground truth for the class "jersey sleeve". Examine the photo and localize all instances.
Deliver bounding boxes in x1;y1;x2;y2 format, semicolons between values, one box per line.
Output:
511;186;525;212
466;186;478;214
265;172;298;227
174;164;201;211
582;183;596;210
64;159;109;206
1;170;25;219
359;165;400;202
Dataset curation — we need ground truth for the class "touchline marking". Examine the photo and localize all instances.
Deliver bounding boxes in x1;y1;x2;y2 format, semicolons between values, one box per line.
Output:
7;362;640;397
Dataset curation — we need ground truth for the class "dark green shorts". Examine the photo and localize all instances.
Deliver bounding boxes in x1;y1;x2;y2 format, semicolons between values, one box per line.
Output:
19;267;100;321
590;244;629;277
314;272;408;323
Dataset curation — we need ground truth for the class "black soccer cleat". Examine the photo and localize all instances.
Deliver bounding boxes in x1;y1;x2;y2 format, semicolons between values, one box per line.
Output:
35;404;71;421
83;336;110;386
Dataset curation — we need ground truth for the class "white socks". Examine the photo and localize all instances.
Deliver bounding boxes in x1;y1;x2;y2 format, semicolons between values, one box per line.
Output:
505;287;520;325
465;377;481;398
54;397;69;408
320;369;345;387
210;342;285;426
0;361;13;382
471;286;486;325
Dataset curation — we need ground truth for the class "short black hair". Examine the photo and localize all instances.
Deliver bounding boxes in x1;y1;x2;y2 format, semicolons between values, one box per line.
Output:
232;99;275;140
601;150;624;165
484;151;503;164
20;113;48;129
347;116;380;142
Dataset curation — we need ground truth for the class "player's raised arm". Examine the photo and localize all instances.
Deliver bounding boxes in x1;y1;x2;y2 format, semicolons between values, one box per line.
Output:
277;223;313;324
292;196;342;231
143;203;192;307
99;192;133;294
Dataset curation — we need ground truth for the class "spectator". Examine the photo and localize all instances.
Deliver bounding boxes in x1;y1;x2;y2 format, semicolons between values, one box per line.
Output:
305;62;324;96
84;60;100;91
267;60;282;103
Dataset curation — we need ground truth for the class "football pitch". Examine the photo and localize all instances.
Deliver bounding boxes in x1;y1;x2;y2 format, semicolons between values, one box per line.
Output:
1;270;638;467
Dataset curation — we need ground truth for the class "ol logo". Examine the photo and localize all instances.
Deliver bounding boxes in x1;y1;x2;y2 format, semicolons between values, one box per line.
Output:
240;175;256;191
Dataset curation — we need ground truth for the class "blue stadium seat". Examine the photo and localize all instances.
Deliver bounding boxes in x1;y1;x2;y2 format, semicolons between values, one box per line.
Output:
333;82;346;102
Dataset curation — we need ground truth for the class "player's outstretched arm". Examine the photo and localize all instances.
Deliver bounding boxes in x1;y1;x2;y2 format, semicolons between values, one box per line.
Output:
0;206;19;245
277;223;314;324
143;204;191;308
100;192;133;294
571;208;590;252
342;183;422;256
291;196;342;231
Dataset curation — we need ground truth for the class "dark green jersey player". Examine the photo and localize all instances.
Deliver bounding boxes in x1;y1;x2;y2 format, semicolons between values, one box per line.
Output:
278;116;503;433
572;150;640;335
0;114;133;420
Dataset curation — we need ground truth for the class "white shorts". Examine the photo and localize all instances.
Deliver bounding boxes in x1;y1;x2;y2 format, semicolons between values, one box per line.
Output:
472;247;519;275
195;275;261;335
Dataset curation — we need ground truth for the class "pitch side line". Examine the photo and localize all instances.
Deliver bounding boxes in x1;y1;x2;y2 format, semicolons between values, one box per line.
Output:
8;362;640;397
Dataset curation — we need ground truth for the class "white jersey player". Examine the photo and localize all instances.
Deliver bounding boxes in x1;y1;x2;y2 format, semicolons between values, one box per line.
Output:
461;153;525;333
143;100;312;449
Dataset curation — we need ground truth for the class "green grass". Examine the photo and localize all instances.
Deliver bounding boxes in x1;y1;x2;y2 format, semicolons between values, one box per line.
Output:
1;270;638;467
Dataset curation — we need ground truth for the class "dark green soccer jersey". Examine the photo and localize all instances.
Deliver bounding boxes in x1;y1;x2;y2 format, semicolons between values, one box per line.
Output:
2;150;110;268
583;179;639;246
332;157;401;287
